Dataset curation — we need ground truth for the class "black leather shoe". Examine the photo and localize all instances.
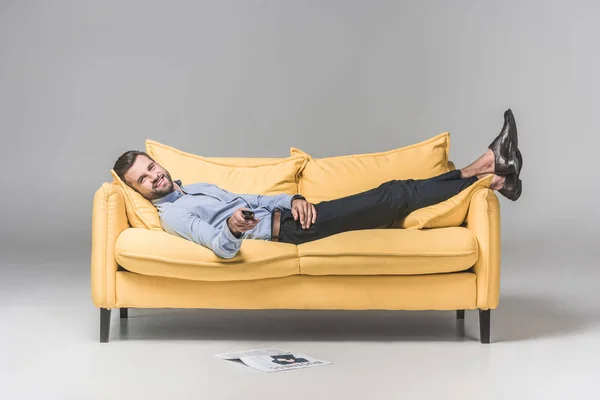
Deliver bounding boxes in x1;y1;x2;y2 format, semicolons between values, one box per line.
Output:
499;173;522;201
499;147;523;201
488;109;520;175
516;147;523;173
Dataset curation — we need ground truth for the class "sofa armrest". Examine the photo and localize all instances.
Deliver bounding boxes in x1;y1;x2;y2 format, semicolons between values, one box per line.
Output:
91;183;130;308
464;188;501;310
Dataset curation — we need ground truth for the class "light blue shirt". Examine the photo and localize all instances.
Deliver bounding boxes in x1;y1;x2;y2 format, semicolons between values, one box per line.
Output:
151;180;304;259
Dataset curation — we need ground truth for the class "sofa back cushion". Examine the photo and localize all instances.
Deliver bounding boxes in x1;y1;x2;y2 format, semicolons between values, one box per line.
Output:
291;132;451;203
110;170;162;230
400;174;494;229
146;140;307;195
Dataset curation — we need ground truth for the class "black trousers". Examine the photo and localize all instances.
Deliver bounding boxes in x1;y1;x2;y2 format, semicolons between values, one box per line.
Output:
278;169;478;245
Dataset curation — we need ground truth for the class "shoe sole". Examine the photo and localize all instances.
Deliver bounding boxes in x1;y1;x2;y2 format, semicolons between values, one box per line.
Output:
507;109;518;149
499;178;522;201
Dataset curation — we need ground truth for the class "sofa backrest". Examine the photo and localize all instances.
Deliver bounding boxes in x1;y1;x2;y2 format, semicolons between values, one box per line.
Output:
109;133;452;230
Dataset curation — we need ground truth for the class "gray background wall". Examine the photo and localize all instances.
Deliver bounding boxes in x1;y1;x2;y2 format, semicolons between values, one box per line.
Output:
1;0;598;267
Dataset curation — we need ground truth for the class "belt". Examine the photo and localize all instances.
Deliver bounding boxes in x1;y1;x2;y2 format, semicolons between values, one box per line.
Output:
271;208;282;242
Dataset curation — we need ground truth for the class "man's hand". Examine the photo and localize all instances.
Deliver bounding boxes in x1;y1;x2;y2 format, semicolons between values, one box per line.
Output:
227;208;260;238
292;198;317;229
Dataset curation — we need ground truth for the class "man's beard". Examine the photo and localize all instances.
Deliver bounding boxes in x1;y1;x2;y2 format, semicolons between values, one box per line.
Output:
150;172;174;200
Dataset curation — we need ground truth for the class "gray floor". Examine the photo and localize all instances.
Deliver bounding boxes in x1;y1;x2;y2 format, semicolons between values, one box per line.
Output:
2;252;599;400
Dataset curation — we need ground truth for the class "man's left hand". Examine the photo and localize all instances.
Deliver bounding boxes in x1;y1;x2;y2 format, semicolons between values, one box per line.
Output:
291;198;317;229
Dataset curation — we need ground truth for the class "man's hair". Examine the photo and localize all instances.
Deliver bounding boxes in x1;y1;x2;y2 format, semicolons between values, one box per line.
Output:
113;150;156;186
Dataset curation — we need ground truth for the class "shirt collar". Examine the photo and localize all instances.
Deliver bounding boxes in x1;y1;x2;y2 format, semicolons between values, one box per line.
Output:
151;179;184;206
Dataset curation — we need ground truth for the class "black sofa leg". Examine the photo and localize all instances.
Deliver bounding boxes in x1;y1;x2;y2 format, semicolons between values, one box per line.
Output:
100;308;111;343
456;310;465;319
120;308;128;319
479;309;491;344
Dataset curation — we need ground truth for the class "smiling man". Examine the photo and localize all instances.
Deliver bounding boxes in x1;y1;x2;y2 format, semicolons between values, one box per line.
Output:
114;110;523;259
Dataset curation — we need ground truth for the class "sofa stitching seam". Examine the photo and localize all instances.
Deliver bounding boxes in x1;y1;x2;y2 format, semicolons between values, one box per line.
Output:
117;251;299;267
486;190;494;306
297;250;477;257
100;184;108;307
481;190;491;308
116;249;477;271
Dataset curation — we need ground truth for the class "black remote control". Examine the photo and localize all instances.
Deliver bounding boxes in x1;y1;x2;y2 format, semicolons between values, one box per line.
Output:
241;210;255;220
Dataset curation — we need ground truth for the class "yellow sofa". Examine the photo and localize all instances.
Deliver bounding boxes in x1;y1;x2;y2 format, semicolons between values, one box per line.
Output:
91;133;501;343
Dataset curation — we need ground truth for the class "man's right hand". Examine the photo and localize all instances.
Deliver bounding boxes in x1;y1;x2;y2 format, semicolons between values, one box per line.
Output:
227;208;260;238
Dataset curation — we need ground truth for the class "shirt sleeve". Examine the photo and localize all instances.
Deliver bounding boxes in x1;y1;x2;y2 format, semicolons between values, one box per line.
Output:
213;184;306;211
160;207;242;259
241;193;306;210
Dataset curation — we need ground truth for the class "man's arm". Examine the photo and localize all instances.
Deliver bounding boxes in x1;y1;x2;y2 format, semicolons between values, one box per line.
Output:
161;207;242;259
240;193;306;211
211;183;305;211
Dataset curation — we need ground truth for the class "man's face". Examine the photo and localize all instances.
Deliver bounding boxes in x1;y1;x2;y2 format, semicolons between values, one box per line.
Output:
124;155;175;200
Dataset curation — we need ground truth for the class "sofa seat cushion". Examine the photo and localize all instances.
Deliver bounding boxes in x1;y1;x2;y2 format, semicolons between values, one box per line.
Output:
297;227;478;276
115;228;300;281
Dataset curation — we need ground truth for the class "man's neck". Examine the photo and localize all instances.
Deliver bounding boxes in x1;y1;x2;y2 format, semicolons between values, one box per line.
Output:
173;181;184;193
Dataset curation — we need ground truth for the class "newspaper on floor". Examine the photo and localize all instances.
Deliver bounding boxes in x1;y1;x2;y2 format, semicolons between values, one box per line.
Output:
215;347;332;373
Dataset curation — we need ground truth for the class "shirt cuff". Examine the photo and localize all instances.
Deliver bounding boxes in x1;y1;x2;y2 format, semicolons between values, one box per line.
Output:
290;194;306;208
223;218;243;241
